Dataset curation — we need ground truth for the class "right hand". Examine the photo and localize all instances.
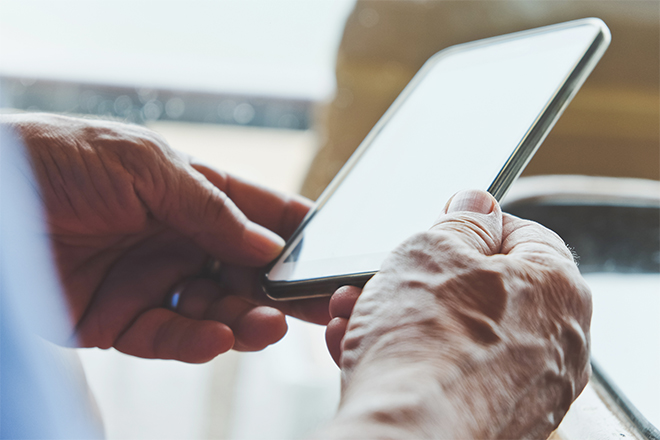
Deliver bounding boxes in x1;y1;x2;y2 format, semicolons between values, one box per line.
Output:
2;113;330;363
324;189;592;439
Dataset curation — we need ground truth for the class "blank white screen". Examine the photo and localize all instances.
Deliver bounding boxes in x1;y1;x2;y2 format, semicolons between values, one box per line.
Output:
270;23;599;281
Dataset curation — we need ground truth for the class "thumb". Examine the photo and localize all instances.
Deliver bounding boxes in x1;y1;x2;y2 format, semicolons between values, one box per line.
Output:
140;162;284;266
430;189;503;256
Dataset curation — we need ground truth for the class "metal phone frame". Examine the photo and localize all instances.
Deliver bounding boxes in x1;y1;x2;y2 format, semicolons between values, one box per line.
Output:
263;18;611;301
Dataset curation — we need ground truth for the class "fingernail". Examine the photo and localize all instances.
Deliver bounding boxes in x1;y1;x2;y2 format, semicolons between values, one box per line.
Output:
445;189;495;214
246;222;286;258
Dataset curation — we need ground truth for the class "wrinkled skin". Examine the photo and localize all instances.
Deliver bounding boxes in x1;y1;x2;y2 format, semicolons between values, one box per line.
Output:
323;190;592;439
4;113;591;438
2;113;329;363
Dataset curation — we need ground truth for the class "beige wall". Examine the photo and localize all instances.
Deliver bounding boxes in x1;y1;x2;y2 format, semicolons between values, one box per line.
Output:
301;1;660;200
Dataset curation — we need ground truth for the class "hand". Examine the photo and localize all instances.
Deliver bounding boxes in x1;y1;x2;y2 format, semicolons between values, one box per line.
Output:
323;190;591;439
3;113;329;363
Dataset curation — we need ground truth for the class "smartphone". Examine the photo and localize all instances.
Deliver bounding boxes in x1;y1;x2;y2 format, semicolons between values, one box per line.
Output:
263;18;611;300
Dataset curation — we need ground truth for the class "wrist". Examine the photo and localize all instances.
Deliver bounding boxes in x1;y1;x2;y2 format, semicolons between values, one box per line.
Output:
326;361;470;440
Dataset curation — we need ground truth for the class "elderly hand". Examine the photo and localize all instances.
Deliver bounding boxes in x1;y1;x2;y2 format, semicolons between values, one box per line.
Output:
3;113;329;363
323;189;591;439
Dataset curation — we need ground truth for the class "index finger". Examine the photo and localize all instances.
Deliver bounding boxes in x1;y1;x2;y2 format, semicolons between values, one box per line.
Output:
190;161;312;240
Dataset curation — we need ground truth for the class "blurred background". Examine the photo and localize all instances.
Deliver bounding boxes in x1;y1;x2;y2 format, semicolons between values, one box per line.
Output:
1;0;658;438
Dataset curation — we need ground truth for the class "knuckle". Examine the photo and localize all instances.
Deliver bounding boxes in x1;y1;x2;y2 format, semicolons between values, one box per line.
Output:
432;217;498;253
534;263;592;337
391;230;469;265
560;316;591;377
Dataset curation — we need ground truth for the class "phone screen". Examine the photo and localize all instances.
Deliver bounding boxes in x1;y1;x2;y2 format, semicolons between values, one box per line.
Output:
267;21;605;289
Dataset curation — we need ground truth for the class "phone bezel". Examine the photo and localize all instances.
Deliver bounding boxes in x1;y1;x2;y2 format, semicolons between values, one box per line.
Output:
263;18;611;301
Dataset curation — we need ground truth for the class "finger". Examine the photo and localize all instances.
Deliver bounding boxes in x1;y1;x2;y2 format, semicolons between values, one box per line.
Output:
430;189;503;256
75;231;209;348
220;264;332;325
329;285;362;319
136;151;285;266
326;317;349;367
204;296;288;351
232;307;288;352
285;296;333;325
114;308;234;363
175;278;220;320
501;213;575;263
191;162;312;239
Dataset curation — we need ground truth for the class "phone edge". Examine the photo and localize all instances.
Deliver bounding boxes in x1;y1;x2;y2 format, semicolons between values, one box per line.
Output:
263;18;612;301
